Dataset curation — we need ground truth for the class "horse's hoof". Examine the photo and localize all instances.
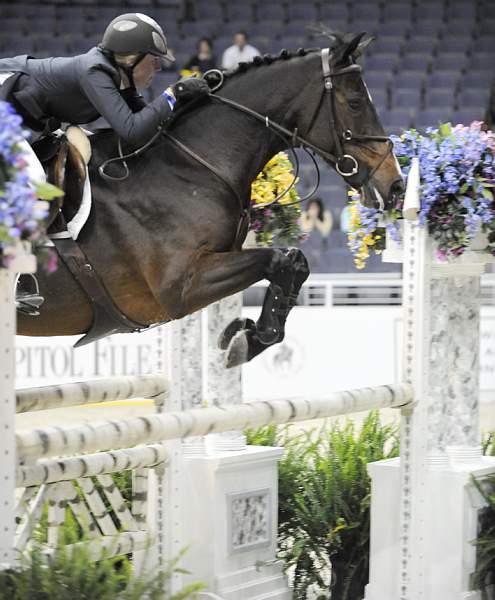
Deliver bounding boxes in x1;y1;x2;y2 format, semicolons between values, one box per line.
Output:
218;318;255;350
224;329;250;368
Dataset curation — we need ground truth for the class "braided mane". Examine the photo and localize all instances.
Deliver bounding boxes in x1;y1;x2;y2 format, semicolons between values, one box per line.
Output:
222;47;319;79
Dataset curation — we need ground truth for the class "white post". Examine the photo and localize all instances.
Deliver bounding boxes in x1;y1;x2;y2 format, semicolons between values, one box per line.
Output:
0;246;35;567
152;313;204;594
172;296;291;598
366;159;495;600
399;216;432;600
206;295;243;407
206;295;246;451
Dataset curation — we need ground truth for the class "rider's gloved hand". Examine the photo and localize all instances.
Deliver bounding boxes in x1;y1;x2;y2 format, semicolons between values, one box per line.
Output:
172;77;210;106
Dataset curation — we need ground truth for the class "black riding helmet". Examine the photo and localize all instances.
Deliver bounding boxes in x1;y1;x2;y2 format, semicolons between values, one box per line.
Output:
100;13;175;65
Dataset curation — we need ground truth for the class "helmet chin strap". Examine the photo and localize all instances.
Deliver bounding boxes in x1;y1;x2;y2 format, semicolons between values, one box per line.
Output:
116;53;147;89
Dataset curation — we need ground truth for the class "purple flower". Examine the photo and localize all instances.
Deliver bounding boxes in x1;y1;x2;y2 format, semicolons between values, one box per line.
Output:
0;100;49;267
349;121;495;264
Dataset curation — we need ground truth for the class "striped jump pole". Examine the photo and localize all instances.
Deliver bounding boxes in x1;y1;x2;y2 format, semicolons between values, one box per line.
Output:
16;383;413;462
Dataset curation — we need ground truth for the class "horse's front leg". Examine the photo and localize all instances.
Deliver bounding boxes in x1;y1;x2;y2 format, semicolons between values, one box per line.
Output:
219;248;309;367
153;247;308;367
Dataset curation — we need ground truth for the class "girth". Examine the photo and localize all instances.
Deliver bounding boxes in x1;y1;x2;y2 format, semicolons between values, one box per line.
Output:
50;234;150;347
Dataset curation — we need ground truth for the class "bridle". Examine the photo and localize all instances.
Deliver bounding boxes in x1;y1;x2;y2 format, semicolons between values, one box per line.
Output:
319;48;393;180
99;47;394;210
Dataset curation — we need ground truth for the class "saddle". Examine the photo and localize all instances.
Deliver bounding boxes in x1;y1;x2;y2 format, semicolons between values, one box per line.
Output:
17;128;149;346
16;129;88;316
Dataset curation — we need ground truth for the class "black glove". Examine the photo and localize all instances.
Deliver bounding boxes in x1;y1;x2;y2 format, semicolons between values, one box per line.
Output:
172;77;210;106
120;87;147;113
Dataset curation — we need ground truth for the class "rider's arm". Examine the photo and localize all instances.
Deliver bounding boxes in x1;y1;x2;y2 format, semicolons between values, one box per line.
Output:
81;66;172;146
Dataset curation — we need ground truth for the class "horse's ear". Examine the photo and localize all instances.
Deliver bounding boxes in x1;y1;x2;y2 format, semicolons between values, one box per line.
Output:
335;32;367;64
353;36;374;58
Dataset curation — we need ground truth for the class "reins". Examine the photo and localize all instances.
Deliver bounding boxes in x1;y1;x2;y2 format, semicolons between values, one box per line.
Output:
98;47;393;212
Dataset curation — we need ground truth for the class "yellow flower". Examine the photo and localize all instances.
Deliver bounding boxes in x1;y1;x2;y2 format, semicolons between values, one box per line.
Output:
179;69;200;78
251;152;300;207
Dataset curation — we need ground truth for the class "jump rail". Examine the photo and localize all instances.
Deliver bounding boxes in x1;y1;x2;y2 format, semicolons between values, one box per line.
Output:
16;383;413;462
17;443;169;487
16;374;167;413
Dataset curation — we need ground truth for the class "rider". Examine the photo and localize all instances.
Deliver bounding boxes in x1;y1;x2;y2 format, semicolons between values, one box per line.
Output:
0;13;210;146
1;13;210;313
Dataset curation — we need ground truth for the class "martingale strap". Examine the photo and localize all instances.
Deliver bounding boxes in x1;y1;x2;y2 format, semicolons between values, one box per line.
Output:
51;235;150;347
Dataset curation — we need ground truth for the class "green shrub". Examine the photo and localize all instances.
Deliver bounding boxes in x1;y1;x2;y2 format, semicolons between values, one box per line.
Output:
471;436;495;599
0;540;203;600
247;412;399;599
471;474;495;599
3;497;203;600
483;433;495;457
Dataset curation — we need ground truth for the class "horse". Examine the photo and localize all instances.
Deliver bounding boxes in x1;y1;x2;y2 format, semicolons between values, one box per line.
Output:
17;32;404;368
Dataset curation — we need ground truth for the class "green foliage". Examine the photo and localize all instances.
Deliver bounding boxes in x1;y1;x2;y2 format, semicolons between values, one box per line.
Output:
247;412;399;599
0;539;203;600
471;474;495;599
7;474;203;599
34;181;64;201
471;436;495;598
483;432;495;457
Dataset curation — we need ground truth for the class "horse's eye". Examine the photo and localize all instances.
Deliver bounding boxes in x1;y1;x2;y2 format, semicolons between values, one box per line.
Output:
348;98;362;111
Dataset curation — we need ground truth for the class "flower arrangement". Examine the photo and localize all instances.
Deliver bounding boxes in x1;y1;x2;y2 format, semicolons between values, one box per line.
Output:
347;122;495;269
347;189;386;269
249;152;305;246
0;101;61;269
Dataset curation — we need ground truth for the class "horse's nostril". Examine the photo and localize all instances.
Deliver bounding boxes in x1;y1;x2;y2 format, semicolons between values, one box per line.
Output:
390;179;405;197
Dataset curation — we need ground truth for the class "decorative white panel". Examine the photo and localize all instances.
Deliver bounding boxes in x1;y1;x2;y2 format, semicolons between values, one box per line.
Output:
228;488;271;553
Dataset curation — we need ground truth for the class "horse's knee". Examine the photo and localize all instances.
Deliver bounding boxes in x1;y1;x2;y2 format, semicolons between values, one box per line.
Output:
266;248;294;281
285;247;310;275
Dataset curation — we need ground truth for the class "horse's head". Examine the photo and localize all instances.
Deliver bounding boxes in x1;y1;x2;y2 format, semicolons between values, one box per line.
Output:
303;32;404;210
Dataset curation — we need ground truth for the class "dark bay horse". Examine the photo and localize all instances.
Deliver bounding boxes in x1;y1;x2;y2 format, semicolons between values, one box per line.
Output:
18;33;403;367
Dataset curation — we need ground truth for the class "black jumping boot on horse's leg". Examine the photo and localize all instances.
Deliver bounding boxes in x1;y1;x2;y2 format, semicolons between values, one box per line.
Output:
219;247;310;352
223;249;309;368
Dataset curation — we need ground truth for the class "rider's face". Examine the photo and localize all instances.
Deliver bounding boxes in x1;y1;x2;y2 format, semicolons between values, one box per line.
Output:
133;55;161;88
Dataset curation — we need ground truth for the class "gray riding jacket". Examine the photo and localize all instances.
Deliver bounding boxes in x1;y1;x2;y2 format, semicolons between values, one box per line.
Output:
0;47;171;145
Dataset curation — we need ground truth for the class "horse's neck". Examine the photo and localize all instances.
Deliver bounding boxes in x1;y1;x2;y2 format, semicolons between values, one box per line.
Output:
172;56;318;190
217;59;316;180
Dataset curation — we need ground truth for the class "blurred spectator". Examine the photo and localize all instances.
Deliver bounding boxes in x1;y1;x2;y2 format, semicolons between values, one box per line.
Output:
183;38;217;74
221;31;260;70
301;198;333;238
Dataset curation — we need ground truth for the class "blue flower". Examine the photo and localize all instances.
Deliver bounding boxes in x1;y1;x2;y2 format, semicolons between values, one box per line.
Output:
347;121;495;265
0;100;48;266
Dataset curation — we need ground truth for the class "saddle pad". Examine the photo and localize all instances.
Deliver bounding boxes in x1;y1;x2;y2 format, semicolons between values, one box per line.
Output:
66;167;91;240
